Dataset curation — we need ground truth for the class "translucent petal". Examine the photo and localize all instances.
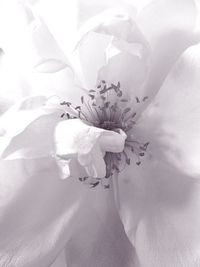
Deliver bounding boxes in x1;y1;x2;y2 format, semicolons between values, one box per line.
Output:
136;0;198;99
76;30;112;89
75;11;150;97
0;0;79;103
0;52;31;104
35;0;79;55
119;158;200;266
63;184;135;267
118;44;200;266
0;96;61;159
98;50;148;100
34;58;68;73
140;44;200;178
0;159;135;267
55;119;126;178
77;0;136;26
0;1;68;72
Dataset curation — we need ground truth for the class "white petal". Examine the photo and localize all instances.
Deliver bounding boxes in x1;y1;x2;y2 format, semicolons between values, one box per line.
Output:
117;44;200;266
0;96;62;159
0;52;31;103
28;66;83;103
98;50;148;100
76;0;136;25
0;157;134;267
0;0;81;102
0;96;47;137
140;44;200;178
75;11;150;96
0;1;69;72
63;184;135;267
136;0;199;99
119;158;200;267
55;119;126;178
35;0;79;55
76;30;112;89
34;58;68;73
99;129;127;153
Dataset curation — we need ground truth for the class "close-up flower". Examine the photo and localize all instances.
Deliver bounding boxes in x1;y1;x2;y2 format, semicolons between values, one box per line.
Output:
0;0;200;266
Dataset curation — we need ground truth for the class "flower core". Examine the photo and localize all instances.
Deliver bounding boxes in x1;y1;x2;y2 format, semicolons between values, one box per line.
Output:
60;81;149;188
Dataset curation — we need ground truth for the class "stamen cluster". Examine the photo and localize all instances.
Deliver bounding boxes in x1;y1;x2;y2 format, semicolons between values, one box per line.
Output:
60;81;149;188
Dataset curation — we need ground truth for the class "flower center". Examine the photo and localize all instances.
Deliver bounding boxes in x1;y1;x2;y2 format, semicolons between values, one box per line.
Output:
60;80;149;188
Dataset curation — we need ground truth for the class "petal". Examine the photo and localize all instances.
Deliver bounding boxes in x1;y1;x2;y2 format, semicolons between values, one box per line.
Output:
0;0;81;102
63;183;135;267
35;0;79;55
0;0;67;72
75;11;150;97
0;98;12;117
118;44;200;266
119;158;200;267
0;51;31;103
139;44;200;178
34;58;68;73
0;157;78;267
0;158;135;267
98;50;148;100
55;119;126;178
76;29;112;89
0;96;62;159
28;67;82;103
50;250;67;267
136;0;199;99
77;0;136;25
99;129;127;153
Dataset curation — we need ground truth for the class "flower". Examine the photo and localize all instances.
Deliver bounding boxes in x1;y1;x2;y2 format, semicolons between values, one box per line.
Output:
0;0;200;267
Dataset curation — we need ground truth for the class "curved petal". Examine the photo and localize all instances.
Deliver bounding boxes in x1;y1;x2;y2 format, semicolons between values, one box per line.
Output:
0;96;62;159
98;49;148;100
136;0;199;100
64;185;136;267
0;0;80;102
75;29;112;89
140;44;200;178
34;0;79;56
54;118;127;178
34;58;68;73
0;157;134;267
75;11;150;99
119;159;200;267
118;43;200;266
77;0;137;25
0;51;31;104
0;0;68;72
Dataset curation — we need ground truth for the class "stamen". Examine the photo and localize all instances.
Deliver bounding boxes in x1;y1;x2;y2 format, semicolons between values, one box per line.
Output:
60;81;149;188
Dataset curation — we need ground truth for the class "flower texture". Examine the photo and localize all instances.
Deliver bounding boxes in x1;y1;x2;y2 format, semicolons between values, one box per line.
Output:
0;0;200;267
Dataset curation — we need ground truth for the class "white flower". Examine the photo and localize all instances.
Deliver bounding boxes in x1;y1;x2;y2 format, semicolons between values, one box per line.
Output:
0;0;200;267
